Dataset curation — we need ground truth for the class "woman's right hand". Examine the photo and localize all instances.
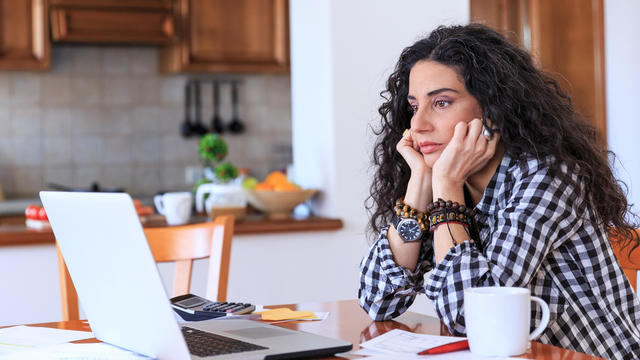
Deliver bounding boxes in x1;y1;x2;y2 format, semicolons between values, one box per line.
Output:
396;129;429;174
388;129;432;271
394;128;433;212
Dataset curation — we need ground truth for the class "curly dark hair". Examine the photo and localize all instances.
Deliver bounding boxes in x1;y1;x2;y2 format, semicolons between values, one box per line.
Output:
367;23;639;249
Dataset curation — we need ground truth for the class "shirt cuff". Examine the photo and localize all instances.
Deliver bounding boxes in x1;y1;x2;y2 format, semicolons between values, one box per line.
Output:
376;227;425;288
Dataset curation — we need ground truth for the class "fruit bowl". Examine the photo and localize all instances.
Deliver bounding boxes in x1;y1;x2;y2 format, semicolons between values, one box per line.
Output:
244;189;317;220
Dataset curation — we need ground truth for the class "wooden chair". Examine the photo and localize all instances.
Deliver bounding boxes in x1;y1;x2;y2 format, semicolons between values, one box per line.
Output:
56;215;234;321
610;229;640;292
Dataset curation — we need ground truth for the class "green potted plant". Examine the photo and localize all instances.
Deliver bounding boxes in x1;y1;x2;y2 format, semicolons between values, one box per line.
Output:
194;134;246;220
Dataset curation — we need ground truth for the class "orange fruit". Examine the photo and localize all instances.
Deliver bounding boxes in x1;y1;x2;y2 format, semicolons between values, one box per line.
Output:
274;182;299;191
255;182;275;191
265;171;288;185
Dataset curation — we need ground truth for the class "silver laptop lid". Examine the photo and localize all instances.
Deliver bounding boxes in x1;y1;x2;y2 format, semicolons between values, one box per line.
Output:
41;191;191;359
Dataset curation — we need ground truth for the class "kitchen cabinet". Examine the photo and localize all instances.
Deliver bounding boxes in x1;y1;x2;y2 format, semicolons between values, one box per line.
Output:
0;0;50;70
49;0;175;44
159;0;289;73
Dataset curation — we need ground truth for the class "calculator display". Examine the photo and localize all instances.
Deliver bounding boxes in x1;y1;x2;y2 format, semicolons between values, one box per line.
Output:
175;296;207;308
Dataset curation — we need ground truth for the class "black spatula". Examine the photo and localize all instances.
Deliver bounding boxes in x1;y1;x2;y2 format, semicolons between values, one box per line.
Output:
211;80;225;134
228;81;245;134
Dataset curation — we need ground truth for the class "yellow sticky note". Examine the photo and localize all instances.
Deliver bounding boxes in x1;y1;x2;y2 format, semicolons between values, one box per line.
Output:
257;308;317;321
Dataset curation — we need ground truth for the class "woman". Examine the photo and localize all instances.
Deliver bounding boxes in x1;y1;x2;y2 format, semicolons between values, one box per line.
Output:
358;24;640;359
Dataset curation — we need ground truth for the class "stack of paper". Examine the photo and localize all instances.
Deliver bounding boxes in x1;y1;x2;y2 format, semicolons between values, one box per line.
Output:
0;325;94;355
349;329;530;359
0;326;149;359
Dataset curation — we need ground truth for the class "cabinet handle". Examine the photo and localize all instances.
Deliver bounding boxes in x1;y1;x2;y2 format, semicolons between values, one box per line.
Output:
162;15;175;39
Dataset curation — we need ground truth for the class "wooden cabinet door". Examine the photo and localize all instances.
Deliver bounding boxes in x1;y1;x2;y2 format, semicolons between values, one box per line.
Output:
160;0;289;73
0;0;50;70
49;0;175;44
470;0;606;146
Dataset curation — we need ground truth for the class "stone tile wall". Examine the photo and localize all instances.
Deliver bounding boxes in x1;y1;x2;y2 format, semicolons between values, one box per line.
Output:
0;46;292;197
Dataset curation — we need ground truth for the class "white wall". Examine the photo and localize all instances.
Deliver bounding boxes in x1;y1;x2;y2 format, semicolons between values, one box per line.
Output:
605;0;640;220
605;0;640;295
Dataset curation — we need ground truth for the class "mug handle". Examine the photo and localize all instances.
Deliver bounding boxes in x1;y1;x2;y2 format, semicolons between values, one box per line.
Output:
529;296;550;340
195;185;208;213
154;195;165;215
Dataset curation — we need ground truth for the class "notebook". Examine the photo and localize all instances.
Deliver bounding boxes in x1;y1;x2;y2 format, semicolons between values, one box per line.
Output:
40;191;352;359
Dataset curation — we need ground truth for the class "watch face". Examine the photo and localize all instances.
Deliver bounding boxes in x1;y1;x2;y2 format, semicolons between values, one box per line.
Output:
397;218;422;242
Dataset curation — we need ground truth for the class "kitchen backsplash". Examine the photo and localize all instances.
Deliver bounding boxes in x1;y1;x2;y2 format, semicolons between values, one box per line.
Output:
0;46;292;198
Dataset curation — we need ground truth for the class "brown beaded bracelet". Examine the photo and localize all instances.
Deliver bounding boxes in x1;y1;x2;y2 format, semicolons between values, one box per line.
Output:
393;198;428;231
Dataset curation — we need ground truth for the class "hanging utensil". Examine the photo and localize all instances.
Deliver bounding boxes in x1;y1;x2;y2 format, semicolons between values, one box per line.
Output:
211;80;225;134
228;81;245;134
192;80;208;135
180;80;194;137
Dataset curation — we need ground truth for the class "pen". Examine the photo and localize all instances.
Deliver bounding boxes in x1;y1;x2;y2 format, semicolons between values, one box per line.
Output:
417;339;469;355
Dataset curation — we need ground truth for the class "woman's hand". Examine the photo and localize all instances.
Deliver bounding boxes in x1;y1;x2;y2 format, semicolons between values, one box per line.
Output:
396;129;430;175
432;118;500;188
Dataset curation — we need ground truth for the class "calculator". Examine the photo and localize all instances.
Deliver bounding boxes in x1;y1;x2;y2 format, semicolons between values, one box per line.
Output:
170;293;256;321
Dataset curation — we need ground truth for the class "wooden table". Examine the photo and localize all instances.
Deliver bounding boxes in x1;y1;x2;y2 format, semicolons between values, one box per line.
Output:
18;300;601;359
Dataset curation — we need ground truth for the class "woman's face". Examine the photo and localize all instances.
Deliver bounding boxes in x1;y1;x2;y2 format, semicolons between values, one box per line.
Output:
407;60;483;168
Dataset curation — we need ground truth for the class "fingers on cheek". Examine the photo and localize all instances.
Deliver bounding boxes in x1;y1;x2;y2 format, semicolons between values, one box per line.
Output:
453;122;467;141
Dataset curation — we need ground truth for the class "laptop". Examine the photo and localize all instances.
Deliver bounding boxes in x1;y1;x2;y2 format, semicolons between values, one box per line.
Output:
40;191;352;359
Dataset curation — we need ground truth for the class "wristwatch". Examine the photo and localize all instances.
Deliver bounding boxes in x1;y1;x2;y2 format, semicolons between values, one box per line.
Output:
392;214;423;242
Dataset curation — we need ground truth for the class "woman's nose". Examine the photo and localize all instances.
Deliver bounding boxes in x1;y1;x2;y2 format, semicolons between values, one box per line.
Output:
411;108;434;131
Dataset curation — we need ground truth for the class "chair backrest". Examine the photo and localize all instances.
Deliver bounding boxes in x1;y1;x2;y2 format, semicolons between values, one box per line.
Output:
57;216;234;321
610;229;640;293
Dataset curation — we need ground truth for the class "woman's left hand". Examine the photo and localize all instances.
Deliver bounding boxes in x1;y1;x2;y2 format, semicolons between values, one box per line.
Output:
432;118;500;188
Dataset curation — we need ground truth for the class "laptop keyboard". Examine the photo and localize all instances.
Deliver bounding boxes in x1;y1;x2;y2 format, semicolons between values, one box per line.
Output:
181;326;268;357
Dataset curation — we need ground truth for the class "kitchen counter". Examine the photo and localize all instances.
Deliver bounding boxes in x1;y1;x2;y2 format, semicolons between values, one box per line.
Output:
0;215;344;247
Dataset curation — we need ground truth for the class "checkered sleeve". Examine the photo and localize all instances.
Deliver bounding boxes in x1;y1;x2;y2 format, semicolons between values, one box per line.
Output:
425;161;580;335
358;226;434;320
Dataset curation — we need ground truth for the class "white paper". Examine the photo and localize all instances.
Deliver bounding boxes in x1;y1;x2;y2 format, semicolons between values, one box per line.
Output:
0;325;94;355
360;328;463;354
0;343;151;359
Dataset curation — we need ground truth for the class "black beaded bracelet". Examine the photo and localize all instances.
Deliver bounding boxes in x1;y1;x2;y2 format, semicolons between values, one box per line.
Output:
425;198;474;218
428;209;472;232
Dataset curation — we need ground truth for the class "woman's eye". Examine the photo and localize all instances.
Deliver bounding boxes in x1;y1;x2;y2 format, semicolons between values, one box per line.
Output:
434;99;451;108
409;104;418;113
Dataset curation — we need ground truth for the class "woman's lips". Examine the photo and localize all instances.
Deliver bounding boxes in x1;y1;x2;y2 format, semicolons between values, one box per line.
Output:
419;142;442;154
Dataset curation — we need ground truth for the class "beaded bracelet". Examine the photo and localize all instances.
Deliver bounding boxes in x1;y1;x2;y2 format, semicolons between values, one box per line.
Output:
393;198;428;231
425;198;474;218
427;199;475;247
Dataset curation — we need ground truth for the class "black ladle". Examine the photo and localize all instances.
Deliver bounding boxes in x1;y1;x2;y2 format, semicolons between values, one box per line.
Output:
192;80;208;135
211;80;225;134
228;81;245;134
180;80;194;137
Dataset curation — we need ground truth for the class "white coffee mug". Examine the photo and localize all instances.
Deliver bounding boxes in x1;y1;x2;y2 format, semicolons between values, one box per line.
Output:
464;286;550;357
154;192;192;226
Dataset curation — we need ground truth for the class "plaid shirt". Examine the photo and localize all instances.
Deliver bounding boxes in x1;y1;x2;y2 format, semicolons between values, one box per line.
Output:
359;154;640;359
